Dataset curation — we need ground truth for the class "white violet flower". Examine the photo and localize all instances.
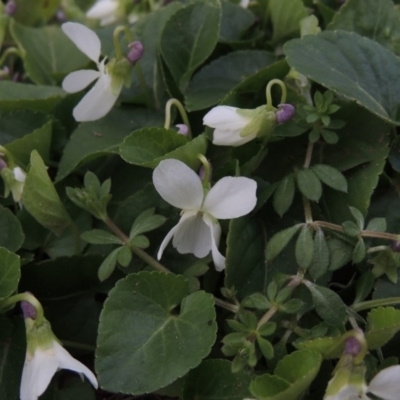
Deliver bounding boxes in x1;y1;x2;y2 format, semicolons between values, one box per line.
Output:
86;0;119;26
20;300;98;400
61;22;123;122
153;159;257;271
0;165;26;203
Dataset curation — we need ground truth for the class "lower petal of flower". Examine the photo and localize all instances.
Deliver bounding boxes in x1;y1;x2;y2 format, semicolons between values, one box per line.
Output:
172;212;212;258
203;214;225;271
368;365;400;400
72;72;121;122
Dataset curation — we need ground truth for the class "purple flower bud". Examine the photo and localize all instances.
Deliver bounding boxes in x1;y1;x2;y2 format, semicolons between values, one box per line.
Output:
4;0;16;16
126;41;144;65
391;241;400;253
56;9;67;22
276;103;295;124
21;300;37;320
198;161;212;181
176;124;188;136
344;336;362;357
0;157;8;171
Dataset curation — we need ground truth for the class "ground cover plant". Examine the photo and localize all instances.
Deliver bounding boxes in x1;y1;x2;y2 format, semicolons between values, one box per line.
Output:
2;0;400;399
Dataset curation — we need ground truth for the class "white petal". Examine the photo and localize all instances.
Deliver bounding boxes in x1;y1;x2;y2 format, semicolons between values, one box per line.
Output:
203;106;250;130
202;177;257;219
203;214;225;271
13;167;26;182
72;72;121;122
62;70;100;93
172;212;211;258
157;211;197;260
20;348;59;400
54;342;98;388
213;127;257;147
153;159;204;210
62;22;101;63
86;0;118;20
368;365;400;400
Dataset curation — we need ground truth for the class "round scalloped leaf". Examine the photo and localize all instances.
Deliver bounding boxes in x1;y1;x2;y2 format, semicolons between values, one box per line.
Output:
96;272;217;394
365;307;400;349
182;359;252;400
249;350;322;400
120;128;207;170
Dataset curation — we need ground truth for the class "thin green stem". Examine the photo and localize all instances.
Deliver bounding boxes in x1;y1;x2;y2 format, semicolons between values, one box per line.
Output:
303;141;314;169
266;79;287;111
352;297;400;312
112;26;125;58
367;245;388;254
0;292;44;325
104;217;170;273
164;99;192;139
257;306;278;329
303;197;313;224
214;297;239;313
198;154;211;188
0;47;23;67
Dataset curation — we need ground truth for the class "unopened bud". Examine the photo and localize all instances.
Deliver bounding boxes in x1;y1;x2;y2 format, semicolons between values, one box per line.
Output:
276;103;295;124
344;337;362;357
4;0;16;16
198;161;212;181
126;41;144;65
56;9;67;22
21;300;37;320
176;124;188;136
391;241;400;252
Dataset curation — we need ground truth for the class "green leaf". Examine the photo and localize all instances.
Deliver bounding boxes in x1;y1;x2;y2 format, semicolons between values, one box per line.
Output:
4;119;52;166
56;108;163;181
309;228;329;279
349;206;365;229
98;248;121;282
129;208;166;238
0;248;20;300
22;151;71;236
366;217;387;232
370;249;400;284
117;245;132;267
120;128;207;170
13;0;59;25
273;174;295;217
160;0;221;91
0;205;24;252
225;216;266;299
81;230;123;245
306;284;346;326
294;336;345;359
249;350;322;400
269;0;308;45
284;31;400;125
10;21;88;85
185;51;276;111
365;307;400;349
328;238;353;271
182;359;252;400
311;164;347;192
342;221;361;237
296;169;322;201
242;293;271;310
328;0;400;56
0;317;26;400
266;225;302;261
352;238;366;264
96;272;217;394
130;235;150;249
0;81;65;112
219;0;256;43
257;337;274;359
295;225;314;269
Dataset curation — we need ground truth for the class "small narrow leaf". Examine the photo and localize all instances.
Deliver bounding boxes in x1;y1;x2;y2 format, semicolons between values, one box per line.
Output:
295;225;314;269
257;337;274;360
311;164;347;192
296;169;322;201
309;228;330;279
349;206;365;229
81;230;123;245
366;217;387;232
342;221;360;237
352;238;366;264
273;174;295;216
98;248;121;282
0;248;20;300
306;284;346;326
266;225;303;261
